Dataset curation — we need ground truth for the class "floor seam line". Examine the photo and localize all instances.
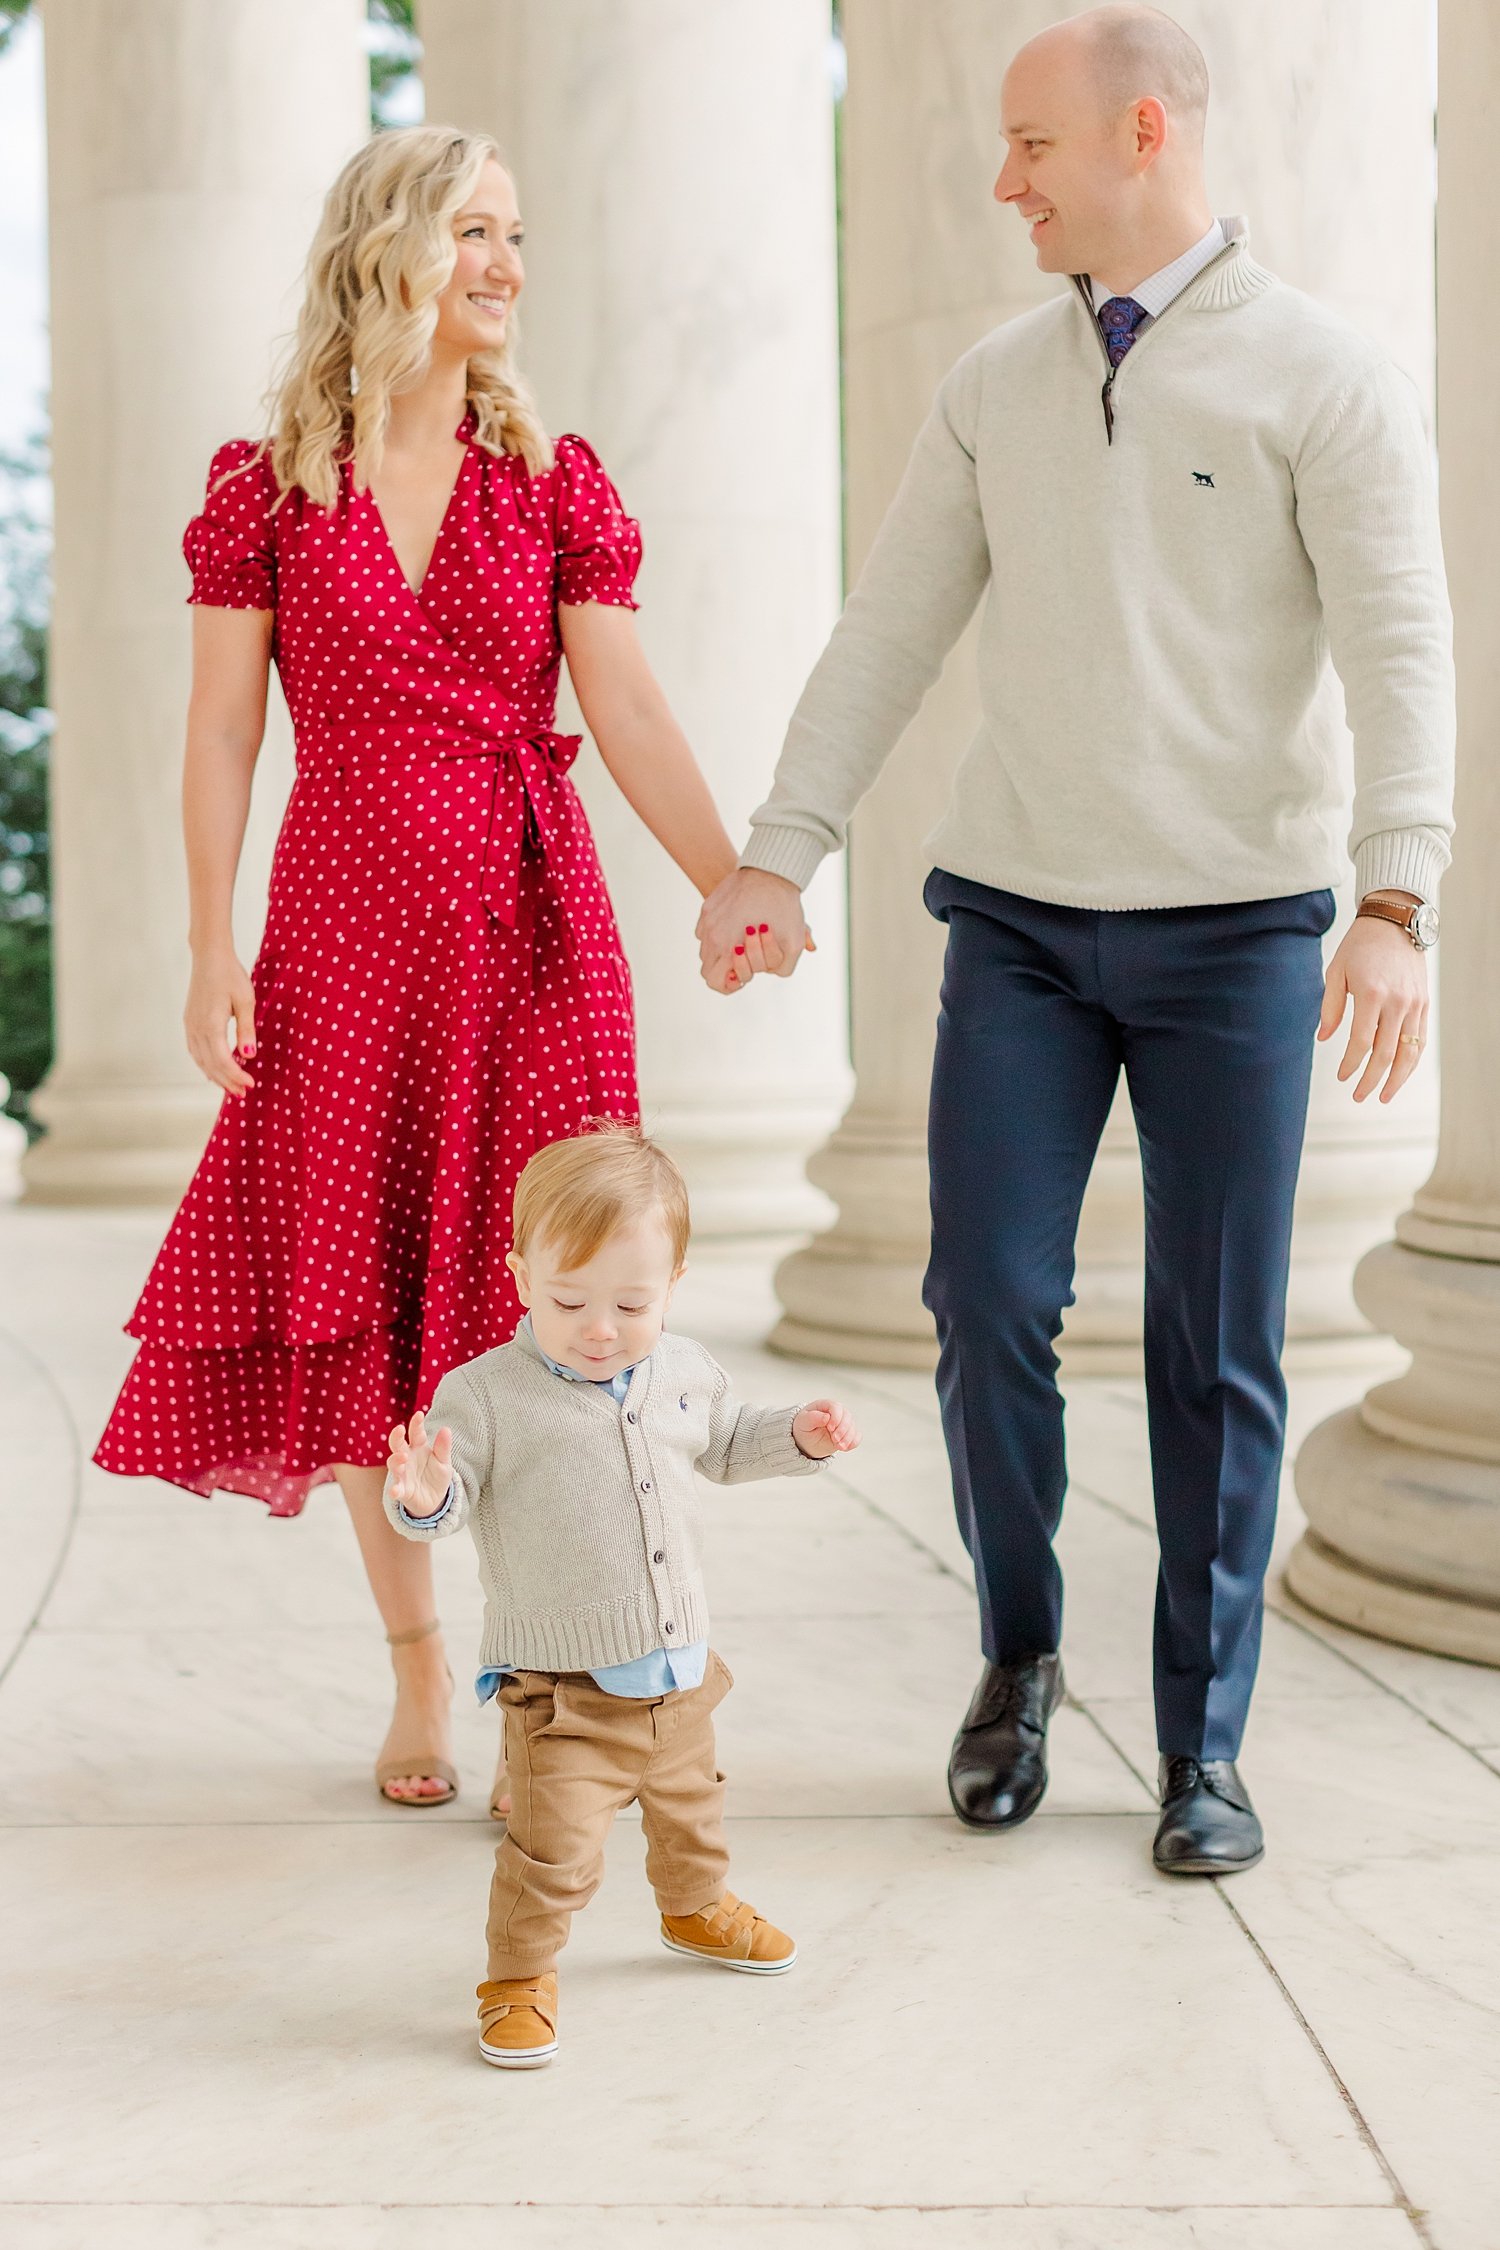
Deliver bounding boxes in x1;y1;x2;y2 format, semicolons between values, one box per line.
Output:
1269;1589;1500;1782
1076;1696;1435;2250
818;1465;975;1591
0;1326;86;1697
0;2197;1417;2213
1070;1478;1500;1790
0;1810;1159;1832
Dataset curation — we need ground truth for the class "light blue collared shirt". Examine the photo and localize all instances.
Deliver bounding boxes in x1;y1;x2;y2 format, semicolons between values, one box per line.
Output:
401;1316;708;1702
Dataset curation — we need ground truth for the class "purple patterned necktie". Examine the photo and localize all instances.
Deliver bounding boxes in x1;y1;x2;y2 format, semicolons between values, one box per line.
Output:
1097;295;1148;367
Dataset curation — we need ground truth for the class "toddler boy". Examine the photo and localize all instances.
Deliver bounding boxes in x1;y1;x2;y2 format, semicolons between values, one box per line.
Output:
385;1126;859;2067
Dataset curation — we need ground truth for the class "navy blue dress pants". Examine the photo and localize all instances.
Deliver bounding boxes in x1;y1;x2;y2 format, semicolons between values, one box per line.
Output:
922;870;1335;1760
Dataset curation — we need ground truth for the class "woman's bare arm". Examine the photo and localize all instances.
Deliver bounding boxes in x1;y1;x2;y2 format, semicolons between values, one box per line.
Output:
182;605;272;1096
559;603;737;898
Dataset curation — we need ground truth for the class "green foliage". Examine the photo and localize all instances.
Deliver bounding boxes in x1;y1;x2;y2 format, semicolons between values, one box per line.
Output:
0;2;32;61
0;430;51;1132
368;0;421;131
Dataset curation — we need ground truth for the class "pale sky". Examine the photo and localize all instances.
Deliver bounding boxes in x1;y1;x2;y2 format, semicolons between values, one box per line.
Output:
0;14;48;457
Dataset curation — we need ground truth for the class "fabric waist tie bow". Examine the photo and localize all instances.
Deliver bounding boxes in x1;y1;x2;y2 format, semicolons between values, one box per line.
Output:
308;725;582;926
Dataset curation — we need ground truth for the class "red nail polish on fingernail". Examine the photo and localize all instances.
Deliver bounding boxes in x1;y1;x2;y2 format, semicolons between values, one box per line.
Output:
758;924;768;933
734;945;746;954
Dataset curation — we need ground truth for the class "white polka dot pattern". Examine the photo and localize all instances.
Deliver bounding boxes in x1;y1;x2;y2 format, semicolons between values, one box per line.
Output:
94;424;642;1516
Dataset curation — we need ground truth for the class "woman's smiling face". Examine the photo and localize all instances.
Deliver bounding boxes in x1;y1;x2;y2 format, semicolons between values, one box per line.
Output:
432;158;525;358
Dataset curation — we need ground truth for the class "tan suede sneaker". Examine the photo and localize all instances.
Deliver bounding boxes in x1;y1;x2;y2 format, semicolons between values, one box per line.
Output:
659;1891;797;1974
476;1972;559;2067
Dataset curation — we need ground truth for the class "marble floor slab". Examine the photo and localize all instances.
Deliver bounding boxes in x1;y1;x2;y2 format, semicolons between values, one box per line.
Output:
3;1211;1497;2246
0;1816;1386;2212
0;2207;1427;2250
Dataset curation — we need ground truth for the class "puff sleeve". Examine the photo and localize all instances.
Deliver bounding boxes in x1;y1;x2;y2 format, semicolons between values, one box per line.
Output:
182;440;278;610
552;433;642;609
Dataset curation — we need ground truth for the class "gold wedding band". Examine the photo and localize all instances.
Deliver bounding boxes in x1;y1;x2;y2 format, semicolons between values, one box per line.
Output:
1399;1034;1423;1048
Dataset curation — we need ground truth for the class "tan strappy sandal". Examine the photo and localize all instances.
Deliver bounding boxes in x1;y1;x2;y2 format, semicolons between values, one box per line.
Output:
377;1618;459;1808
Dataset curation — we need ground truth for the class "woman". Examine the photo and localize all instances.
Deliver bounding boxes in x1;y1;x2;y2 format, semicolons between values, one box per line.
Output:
94;126;745;1811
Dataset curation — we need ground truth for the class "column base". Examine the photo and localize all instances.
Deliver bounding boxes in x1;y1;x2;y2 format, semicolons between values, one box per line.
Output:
1285;1530;1500;1668
1289;1402;1500;1667
652;1096;841;1241
767;1117;1418;1372
21;1073;218;1206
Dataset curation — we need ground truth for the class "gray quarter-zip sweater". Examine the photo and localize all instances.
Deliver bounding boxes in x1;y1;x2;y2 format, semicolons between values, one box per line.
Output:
384;1323;823;1674
742;218;1454;910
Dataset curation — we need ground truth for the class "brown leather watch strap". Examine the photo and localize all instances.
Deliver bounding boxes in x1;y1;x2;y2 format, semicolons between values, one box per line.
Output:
1355;896;1417;938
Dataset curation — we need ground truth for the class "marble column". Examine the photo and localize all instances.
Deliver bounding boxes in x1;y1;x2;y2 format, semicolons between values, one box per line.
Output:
23;0;369;1203
773;0;1438;1366
419;0;849;1237
1288;0;1500;1665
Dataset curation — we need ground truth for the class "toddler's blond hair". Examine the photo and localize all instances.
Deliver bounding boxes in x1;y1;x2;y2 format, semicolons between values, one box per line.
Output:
513;1127;690;1274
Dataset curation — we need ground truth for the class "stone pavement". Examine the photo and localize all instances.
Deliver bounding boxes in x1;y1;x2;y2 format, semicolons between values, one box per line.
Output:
3;1204;1498;2250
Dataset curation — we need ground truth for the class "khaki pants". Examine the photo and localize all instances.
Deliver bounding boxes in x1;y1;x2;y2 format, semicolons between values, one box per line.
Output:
486;1650;734;1980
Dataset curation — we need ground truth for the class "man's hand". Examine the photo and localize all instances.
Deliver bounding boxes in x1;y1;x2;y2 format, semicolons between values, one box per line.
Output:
1318;899;1430;1102
386;1409;454;1518
791;1399;861;1459
697;867;814;994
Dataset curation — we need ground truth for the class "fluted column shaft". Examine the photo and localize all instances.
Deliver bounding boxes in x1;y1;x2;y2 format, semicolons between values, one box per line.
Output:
773;0;1438;1367
419;0;848;1236
1289;0;1500;1663
23;0;367;1203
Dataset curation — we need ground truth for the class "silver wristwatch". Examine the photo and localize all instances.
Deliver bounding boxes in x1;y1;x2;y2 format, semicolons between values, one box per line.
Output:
1356;895;1440;949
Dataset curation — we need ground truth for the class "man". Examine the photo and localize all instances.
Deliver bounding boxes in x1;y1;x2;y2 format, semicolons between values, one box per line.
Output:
697;5;1454;1876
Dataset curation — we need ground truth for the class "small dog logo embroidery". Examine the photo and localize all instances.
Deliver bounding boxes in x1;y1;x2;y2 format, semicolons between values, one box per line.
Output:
1192;470;1215;487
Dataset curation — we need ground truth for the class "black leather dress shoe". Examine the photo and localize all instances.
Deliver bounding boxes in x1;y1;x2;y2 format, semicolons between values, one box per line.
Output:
1153;1756;1264;1875
947;1654;1064;1830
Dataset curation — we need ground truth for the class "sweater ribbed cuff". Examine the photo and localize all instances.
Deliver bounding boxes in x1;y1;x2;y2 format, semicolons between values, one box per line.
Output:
1354;829;1448;904
738;823;829;892
758;1407;829;1478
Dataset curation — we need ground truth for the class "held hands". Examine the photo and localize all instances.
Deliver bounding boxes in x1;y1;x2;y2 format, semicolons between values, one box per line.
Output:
697;868;814;994
386;1408;454;1519
1319;908;1430;1103
792;1399;861;1460
184;945;258;1097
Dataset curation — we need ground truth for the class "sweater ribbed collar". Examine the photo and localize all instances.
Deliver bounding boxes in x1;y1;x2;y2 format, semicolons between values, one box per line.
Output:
1188;215;1276;309
1073;215;1274;324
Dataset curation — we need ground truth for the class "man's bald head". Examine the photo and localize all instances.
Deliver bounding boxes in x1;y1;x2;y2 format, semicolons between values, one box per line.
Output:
1027;6;1210;139
1083;6;1209;135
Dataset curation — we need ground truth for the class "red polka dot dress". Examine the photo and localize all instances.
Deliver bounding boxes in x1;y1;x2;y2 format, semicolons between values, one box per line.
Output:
94;424;641;1515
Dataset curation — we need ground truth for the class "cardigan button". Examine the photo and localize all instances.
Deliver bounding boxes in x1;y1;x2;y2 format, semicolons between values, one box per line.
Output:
640;1478;652;1492
663;1621;675;1635
653;1549;664;1564
627;1410;637;1423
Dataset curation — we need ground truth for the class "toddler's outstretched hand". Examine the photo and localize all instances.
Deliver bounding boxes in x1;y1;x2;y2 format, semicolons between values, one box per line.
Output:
792;1399;860;1459
386;1408;454;1518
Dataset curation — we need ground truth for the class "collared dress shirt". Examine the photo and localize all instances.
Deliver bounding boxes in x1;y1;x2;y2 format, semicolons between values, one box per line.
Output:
1087;218;1227;331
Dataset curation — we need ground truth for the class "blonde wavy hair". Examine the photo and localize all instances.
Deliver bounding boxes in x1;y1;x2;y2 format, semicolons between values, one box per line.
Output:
260;126;553;509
